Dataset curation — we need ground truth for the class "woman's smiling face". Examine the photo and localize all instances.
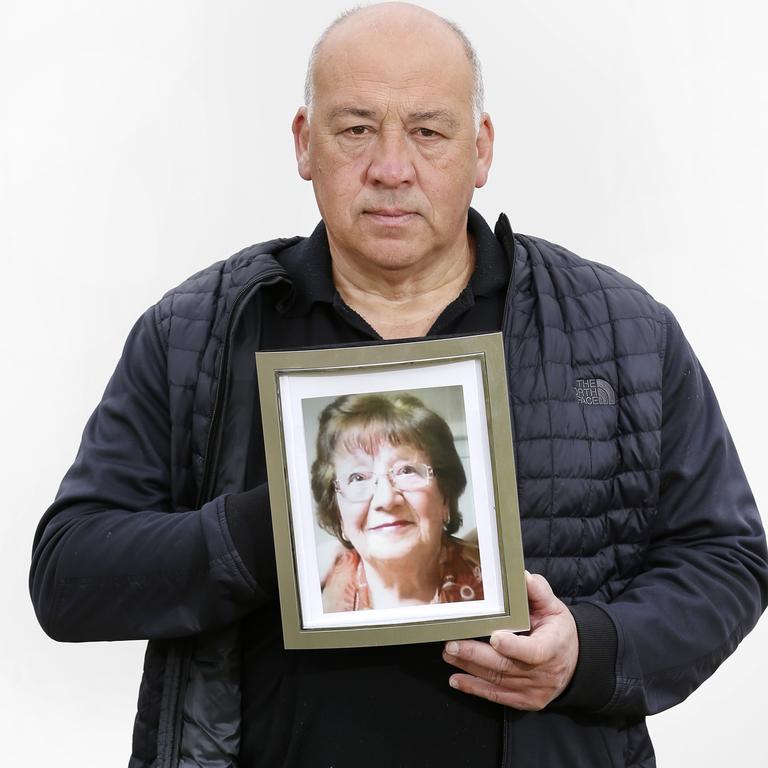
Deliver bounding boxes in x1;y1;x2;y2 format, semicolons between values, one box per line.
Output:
333;441;447;567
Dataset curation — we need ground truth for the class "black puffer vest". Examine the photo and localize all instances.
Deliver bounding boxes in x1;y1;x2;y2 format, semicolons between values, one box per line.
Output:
131;215;665;767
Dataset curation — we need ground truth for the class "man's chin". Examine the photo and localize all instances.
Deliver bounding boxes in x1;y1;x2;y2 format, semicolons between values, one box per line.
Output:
357;246;432;272
328;220;437;271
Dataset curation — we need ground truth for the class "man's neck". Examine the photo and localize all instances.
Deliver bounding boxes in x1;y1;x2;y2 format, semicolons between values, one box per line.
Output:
331;236;476;340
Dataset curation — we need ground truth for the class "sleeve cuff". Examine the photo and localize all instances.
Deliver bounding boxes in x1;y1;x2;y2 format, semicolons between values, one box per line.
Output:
224;483;278;600
550;602;618;712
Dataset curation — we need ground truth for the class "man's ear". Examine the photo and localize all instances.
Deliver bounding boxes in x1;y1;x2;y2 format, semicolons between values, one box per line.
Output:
292;107;312;181
474;112;494;189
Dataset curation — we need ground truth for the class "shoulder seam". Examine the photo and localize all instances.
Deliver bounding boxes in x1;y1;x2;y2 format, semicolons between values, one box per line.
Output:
151;302;169;355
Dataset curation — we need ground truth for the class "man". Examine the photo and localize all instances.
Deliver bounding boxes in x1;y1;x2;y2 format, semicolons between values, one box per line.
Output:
30;3;767;767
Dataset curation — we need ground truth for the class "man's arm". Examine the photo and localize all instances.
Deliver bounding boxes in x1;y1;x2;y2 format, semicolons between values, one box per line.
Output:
444;306;768;714
30;306;272;642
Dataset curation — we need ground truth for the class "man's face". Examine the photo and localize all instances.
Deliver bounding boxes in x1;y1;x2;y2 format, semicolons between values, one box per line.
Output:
292;9;493;274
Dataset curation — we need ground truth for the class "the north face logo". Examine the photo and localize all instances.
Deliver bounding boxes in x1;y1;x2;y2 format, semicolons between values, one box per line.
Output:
574;378;616;405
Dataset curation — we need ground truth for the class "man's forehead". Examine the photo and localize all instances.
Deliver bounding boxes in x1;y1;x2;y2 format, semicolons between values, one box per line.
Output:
312;58;473;123
315;49;470;88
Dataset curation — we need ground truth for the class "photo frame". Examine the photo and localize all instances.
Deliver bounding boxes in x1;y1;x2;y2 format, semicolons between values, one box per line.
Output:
256;332;528;649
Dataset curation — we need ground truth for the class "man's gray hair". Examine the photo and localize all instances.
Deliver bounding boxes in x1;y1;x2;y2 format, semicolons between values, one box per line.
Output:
303;5;485;131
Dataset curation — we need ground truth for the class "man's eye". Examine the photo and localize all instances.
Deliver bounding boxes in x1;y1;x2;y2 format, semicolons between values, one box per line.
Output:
416;128;438;138
346;126;369;136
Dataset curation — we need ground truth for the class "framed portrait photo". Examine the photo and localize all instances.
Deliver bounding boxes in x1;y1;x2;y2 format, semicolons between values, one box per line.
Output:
255;333;528;649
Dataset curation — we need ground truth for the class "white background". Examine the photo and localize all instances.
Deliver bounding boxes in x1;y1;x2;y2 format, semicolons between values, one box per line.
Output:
1;1;766;765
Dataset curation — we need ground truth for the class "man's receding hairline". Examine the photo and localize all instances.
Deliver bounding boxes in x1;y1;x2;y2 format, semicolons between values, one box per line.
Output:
303;4;484;129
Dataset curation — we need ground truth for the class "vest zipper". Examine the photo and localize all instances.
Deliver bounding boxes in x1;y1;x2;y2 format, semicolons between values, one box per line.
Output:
196;269;286;507
495;213;518;768
158;267;286;768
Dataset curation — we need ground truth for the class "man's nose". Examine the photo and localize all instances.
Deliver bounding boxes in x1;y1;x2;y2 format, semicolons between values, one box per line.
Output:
371;473;400;509
365;131;416;188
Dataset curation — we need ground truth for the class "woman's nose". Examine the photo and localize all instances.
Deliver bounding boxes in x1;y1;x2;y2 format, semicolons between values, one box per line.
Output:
371;473;400;509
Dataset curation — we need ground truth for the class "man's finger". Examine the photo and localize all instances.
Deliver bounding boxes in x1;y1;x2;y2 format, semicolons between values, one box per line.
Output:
448;673;545;712
488;629;551;667
442;646;531;686
443;640;528;674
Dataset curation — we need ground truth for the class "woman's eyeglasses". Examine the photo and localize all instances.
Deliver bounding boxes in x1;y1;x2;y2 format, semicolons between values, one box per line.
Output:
334;461;435;502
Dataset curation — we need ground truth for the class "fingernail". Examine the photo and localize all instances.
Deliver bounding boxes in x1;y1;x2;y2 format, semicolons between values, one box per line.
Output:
449;676;459;689
445;641;459;655
489;634;499;648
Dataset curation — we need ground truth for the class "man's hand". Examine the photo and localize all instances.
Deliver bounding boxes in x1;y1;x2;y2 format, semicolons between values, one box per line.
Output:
442;571;579;711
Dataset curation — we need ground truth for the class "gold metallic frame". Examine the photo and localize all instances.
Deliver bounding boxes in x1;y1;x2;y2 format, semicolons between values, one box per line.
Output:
256;333;528;649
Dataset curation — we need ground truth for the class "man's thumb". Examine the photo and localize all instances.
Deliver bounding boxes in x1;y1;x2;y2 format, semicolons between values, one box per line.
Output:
525;570;557;611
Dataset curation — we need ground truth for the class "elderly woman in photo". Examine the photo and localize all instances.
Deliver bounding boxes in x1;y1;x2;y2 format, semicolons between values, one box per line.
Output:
311;392;483;612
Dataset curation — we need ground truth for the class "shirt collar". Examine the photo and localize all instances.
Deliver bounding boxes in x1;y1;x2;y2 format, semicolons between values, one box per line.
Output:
275;207;508;317
466;207;509;299
274;220;334;316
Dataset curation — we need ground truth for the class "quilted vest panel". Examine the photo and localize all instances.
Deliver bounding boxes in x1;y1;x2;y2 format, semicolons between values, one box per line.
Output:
506;234;664;600
154;239;301;513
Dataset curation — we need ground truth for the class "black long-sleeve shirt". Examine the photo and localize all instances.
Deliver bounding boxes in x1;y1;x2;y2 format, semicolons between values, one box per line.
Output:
231;209;510;767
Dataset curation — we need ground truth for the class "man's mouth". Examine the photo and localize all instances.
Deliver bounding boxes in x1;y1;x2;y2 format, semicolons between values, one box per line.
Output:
363;209;417;226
